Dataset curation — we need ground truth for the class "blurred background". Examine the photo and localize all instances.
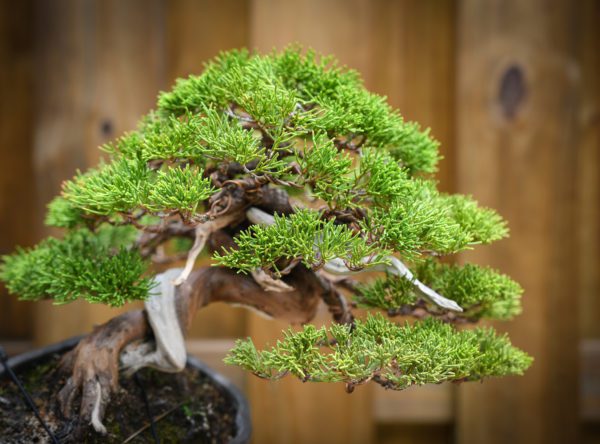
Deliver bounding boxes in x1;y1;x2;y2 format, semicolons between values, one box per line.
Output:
0;0;598;443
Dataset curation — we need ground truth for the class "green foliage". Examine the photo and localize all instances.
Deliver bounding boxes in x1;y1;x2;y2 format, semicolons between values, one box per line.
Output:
45;196;86;228
136;112;206;162
296;133;354;206
225;313;532;388
1;47;529;389
62;157;151;216
271;46;362;101
50;47;506;261
147;164;214;217
57;157;218;224
157;46;439;174
214;209;388;274
194;107;286;172
0;225;151;307
354;150;508;257
437;194;508;245
355;259;523;320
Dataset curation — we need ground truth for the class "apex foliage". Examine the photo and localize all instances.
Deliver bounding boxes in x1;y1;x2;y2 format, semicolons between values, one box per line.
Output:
0;46;531;387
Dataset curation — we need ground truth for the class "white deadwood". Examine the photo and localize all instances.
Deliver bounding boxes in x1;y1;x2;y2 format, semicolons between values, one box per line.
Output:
173;212;242;286
121;268;187;377
247;207;463;312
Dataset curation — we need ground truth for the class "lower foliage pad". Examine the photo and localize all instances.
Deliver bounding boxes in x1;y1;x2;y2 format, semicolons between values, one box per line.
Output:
225;314;532;390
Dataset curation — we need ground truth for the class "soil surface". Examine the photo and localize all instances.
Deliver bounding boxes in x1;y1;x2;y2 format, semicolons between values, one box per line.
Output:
0;351;238;443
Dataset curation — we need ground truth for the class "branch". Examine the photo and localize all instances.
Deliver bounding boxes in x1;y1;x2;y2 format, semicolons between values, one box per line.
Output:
246;207;463;312
173;211;243;286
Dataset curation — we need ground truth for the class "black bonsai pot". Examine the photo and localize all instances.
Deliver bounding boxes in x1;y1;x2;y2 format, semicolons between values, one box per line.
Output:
0;336;251;443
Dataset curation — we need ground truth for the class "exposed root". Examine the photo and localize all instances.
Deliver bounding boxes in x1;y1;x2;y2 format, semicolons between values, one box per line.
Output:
90;380;107;434
56;264;329;433
57;310;149;434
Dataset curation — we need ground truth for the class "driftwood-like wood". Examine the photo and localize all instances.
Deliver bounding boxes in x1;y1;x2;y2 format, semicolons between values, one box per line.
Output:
58;264;326;431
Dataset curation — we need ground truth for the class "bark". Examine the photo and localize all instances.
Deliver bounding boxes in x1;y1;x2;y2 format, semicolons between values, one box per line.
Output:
58;264;324;432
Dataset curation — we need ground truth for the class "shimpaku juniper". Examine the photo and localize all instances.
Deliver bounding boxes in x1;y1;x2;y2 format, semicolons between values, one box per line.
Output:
0;46;532;434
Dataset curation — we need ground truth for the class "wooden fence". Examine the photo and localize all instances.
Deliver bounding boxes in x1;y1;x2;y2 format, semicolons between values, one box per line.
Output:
1;1;598;443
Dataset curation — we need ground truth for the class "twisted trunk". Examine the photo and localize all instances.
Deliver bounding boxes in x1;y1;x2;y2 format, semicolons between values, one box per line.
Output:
57;263;329;433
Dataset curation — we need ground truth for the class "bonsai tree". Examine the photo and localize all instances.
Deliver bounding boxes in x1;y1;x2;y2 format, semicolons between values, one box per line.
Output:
0;47;532;433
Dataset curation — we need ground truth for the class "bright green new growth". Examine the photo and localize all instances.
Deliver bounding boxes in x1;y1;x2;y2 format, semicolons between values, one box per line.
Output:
0;46;531;389
0;225;152;306
214;209;389;274
225;314;532;390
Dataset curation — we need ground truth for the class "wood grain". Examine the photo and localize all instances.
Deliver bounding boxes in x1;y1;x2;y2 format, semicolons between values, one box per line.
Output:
249;2;375;442
32;0;165;345
164;0;250;339
455;1;582;442
576;0;600;340
0;0;35;339
248;1;459;442
368;0;456;192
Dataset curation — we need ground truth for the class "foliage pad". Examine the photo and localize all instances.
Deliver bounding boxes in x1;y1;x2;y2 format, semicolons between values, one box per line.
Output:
0;226;151;307
225;314;532;389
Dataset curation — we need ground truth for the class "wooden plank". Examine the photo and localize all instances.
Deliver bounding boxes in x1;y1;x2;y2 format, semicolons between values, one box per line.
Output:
74;0;166;335
165;0;249;81
577;0;600;340
26;0;91;345
366;2;458;438
374;384;453;424
249;2;458;443
368;0;456;192
164;0;251;339
249;2;375;443
455;1;582;443
0;0;35;339
32;0;165;345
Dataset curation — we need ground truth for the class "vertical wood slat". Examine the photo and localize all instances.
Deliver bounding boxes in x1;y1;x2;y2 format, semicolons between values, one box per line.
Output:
249;1;458;443
577;0;600;340
249;1;374;443
164;0;250;339
455;1;581;443
369;0;456;193
32;0;165;345
367;2;457;443
0;0;35;339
